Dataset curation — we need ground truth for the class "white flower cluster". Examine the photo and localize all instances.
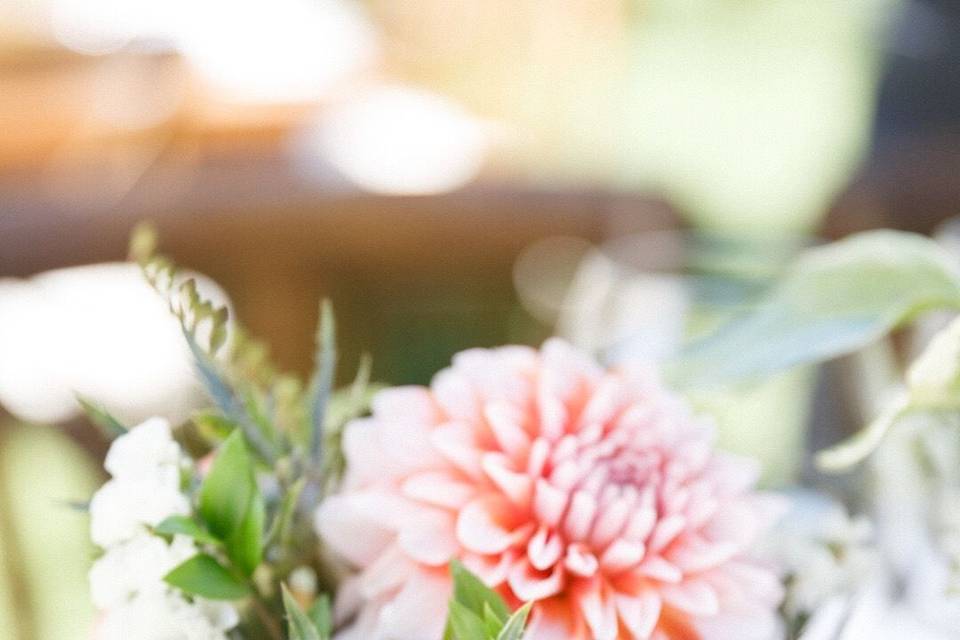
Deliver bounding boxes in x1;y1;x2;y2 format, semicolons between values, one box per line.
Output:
89;418;238;640
770;491;879;621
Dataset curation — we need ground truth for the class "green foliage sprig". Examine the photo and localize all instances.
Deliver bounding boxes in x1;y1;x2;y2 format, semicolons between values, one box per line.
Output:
444;561;532;640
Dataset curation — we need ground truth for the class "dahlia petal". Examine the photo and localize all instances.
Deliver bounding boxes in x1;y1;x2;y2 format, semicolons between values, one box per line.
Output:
660;580;720;617
564;544;599;577
462;551;515;587
508;559;565;601
484;401;532;455
615;591;662;640
623;501;657;542
648;514;687;553
600;538;646;574
577;376;623;429
431;422;484;480
527;437;550;477
666;535;738;574
456;495;518;554
376;570;450;639
397;509;459;566
316;495;395;567
527;525;564;570
358;544;414;599
371;386;439;424
636;556;682;583
433;369;480;421
574;579;618;640
564;490;598;541
402;472;477;509
482;453;534;507
590;495;633;549
534;479;569;527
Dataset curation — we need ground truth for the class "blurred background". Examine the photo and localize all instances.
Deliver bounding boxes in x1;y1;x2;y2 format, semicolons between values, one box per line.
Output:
2;0;960;638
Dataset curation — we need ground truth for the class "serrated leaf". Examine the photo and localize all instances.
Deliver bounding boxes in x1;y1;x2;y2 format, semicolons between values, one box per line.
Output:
226;489;265;576
282;584;322;640
309;299;337;464
449;560;510;623
164;554;250;600
308;594;333;640
497;602;532;640
154;515;221;547
74;394;127;438
199;430;255;541
668;231;960;389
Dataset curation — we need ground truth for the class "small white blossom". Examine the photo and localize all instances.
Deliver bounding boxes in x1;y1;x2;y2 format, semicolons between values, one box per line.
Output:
90;478;190;547
97;590;239;640
89;533;196;609
104;416;184;484
89;417;239;640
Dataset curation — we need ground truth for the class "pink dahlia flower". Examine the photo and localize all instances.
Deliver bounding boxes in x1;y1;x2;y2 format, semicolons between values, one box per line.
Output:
317;339;784;640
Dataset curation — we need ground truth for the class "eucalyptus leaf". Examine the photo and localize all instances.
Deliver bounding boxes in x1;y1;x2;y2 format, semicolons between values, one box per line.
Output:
199;430;255;541
668;231;960;389
164;554;250;600
185;331;277;463
282;584;322;640
309;299;337;464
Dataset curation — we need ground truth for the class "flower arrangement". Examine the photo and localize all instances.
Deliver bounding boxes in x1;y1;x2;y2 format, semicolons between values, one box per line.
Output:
82;228;960;639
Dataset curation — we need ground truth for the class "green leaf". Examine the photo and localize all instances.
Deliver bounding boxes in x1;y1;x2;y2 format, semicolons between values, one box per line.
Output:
282;584;322;640
497;602;532;640
668;231;960;388
309;299;337;464
185;331;277;463
154;515;221;547
164;554;250;600
482;603;504;637
199;430;255;541
265;477;306;549
446;600;489;640
225;489;265;576
308;594;333;640
74;394;127;438
449;560;510;623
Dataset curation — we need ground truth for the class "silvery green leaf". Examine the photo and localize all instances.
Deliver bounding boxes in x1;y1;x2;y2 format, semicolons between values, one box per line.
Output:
669;231;960;389
309;299;337;464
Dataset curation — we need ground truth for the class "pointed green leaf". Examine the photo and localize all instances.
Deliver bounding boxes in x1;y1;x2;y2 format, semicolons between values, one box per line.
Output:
449;560;510;622
164;554;250;600
282;584;322;640
669;231;960;388
226;489;265;576
154;515;221;547
482;602;503;637
497;602;532;640
446;600;489;640
308;594;333;640
75;394;127;438
309;299;337;463
265;477;306;549
199;430;255;541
